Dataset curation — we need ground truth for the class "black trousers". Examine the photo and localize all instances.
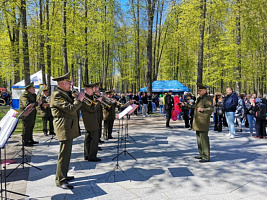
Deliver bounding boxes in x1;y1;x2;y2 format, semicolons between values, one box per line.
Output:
183;109;190;128
165;109;171;127
255;118;266;137
214;113;223;131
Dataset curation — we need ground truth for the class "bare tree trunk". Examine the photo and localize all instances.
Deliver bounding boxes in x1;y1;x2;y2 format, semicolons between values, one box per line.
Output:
62;0;68;73
146;0;157;94
39;0;46;84
84;0;89;84
46;0;52;92
235;0;241;94
102;1;107;89
197;0;206;84
5;2;21;83
21;0;30;85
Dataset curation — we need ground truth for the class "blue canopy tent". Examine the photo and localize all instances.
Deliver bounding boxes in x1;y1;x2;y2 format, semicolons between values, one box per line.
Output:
140;80;190;93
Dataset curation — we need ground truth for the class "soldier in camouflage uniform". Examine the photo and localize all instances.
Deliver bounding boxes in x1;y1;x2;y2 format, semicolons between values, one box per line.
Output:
182;83;213;163
50;72;85;190
19;82;42;146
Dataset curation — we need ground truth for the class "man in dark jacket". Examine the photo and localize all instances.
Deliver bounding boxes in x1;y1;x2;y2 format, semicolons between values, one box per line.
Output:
223;87;238;139
164;90;174;128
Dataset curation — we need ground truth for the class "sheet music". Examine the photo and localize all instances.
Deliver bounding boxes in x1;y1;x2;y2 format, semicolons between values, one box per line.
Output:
0;109;19;148
117;106;133;119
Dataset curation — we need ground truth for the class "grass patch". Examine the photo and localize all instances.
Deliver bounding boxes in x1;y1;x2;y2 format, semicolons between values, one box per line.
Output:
0;105;44;135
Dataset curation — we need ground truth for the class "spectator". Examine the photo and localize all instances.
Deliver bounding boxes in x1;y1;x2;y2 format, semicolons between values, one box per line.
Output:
213;92;223;132
158;94;164;115
235;93;246;132
245;95;255;136
164;90;174;128
254;98;266;139
223;87;238;139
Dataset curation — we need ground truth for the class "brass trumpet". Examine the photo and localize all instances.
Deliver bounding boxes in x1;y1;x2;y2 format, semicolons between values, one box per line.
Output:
73;89;97;106
93;94;111;109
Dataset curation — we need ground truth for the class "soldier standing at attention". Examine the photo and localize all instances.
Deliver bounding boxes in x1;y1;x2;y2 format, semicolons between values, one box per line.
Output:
40;86;55;136
80;83;102;162
103;91;117;140
19;82;42;146
50;72;85;190
181;83;213;163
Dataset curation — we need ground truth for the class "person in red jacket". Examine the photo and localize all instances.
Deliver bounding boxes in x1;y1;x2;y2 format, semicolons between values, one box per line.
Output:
174;94;181;115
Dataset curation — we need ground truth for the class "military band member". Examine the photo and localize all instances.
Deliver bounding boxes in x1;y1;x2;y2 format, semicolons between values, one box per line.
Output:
50;72;85;190
181;83;213;163
93;82;104;144
19;82;42;146
80;83;102;162
40;86;54;136
103;90;116;140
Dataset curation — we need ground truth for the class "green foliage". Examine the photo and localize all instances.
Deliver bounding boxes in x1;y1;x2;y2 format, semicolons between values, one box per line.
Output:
0;0;266;94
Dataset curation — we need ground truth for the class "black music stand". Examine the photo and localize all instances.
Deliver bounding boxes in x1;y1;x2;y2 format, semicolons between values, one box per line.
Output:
6;104;42;178
112;105;138;161
0;109;29;198
105;127;131;182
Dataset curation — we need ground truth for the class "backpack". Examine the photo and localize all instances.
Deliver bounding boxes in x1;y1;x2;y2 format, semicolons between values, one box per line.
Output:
256;103;266;119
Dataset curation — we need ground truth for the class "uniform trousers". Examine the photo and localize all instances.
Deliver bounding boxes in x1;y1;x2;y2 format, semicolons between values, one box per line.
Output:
103;120;114;138
22;119;35;143
98;119;103;140
42;116;54;134
55;140;72;186
196;131;210;161
84;130;99;160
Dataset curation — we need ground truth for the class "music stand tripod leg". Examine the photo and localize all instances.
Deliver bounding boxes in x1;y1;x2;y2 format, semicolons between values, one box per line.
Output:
1;146;29;198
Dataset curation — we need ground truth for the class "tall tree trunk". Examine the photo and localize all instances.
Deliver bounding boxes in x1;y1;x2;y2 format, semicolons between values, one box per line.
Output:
136;0;140;92
62;0;68;73
84;0;89;84
102;1;107;89
46;0;52;92
197;0;206;84
5;2;21;83
39;0;46;84
235;0;241;93
21;0;30;85
146;0;157;94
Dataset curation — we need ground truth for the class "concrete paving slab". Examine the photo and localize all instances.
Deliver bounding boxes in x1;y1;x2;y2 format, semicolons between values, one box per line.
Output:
2;114;267;199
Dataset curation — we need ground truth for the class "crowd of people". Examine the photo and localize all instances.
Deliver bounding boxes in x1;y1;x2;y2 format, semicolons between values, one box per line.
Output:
16;76;267;189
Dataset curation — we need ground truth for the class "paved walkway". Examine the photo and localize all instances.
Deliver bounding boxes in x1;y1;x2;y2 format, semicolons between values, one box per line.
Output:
2;114;267;200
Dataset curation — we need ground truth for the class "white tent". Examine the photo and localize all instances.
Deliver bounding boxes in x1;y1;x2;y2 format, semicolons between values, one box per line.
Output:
11;70;57;109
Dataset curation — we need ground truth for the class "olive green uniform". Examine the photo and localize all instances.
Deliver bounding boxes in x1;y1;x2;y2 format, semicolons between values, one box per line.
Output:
50;86;82;186
40;95;54;135
103;102;116;139
80;94;101;160
19;91;38;144
184;93;213;161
